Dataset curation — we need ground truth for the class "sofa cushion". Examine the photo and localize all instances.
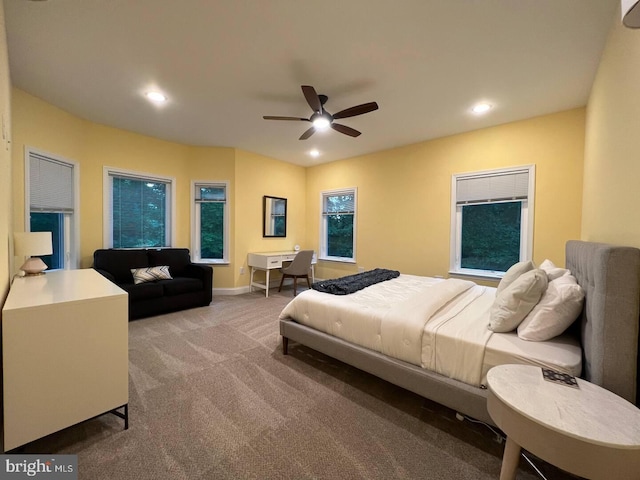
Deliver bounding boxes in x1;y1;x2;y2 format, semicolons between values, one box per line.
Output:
160;277;203;296
94;249;149;283
148;248;191;277
119;282;164;301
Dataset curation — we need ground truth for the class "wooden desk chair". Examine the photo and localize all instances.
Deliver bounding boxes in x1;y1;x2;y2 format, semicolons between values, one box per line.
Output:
278;250;314;296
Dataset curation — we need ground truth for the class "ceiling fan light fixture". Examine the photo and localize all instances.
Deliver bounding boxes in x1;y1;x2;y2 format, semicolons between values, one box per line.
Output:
312;116;331;130
263;85;377;139
309;149;320;158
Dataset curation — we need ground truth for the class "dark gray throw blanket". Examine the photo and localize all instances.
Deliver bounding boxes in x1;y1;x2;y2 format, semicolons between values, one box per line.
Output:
312;268;400;295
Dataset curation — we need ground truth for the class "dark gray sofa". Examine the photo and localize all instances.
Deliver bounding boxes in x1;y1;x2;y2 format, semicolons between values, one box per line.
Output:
93;248;213;320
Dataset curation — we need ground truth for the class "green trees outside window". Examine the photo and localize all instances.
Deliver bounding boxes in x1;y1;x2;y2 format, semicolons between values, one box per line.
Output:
112;178;167;248
195;184;226;261
461;202;521;272
327;214;354;258
323;192;355;259
452;166;533;276
30;212;62;269
199;201;224;259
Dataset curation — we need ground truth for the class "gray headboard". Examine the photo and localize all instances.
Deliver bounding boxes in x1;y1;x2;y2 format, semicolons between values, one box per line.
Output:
566;240;640;404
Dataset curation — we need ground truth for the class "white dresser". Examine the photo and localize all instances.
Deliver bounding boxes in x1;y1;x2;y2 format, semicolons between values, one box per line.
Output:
1;269;129;451
247;250;316;297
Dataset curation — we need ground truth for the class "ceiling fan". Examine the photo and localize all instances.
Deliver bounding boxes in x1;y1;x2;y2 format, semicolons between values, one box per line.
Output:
263;85;379;140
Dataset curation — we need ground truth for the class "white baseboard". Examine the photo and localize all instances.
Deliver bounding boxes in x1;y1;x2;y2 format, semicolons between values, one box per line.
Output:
213;286;251;296
212;277;322;297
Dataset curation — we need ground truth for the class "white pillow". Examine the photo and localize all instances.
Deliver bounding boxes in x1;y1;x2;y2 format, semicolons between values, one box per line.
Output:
517;274;584;341
131;265;172;284
496;260;535;295
489;268;548;333
539;259;570;282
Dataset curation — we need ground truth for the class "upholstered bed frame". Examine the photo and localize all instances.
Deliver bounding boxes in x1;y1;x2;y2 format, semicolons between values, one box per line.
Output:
279;241;640;425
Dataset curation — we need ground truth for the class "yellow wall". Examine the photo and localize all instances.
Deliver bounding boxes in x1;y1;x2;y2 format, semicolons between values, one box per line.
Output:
11;89;192;268
187;146;236;289
9;90;585;291
307;109;585;282
80;123;192;266
234;149;307;288
582;9;640;248
0;0;12;301
10;88;306;289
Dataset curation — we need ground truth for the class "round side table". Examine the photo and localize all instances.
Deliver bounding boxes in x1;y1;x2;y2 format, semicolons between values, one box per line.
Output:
487;364;640;480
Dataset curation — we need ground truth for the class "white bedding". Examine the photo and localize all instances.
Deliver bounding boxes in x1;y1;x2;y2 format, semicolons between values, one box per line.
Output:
279;274;582;387
421;284;494;385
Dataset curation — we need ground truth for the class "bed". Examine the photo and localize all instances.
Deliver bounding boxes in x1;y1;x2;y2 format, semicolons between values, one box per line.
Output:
278;241;640;425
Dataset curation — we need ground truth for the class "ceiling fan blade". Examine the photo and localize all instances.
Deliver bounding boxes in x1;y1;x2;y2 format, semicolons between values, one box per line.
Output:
332;102;379;120
301;85;323;113
263;116;310;121
299;126;316;140
331;123;361;137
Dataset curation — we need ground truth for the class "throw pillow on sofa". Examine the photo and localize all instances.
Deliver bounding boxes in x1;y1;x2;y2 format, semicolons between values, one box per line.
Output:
131;265;173;284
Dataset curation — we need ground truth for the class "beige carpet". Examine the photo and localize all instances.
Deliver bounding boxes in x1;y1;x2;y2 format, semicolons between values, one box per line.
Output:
21;288;579;479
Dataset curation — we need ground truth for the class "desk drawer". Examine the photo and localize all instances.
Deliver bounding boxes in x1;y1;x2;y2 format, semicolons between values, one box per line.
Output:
268;257;283;268
282;254;296;262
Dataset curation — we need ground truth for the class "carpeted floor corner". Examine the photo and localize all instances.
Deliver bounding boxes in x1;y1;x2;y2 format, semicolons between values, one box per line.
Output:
19;288;579;479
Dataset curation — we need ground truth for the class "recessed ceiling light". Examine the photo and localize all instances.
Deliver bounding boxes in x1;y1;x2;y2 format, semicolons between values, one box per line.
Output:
145;91;167;103
309;149;320;158
471;103;492;115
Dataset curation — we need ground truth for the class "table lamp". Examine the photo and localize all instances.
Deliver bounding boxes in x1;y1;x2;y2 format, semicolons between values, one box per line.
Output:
14;231;53;276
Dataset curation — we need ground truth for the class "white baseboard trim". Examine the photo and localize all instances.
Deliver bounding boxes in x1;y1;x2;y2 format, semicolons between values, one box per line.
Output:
213;277;323;297
213;286;251;296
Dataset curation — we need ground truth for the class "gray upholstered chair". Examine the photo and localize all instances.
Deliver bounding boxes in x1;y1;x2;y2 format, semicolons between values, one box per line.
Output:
278;250;314;296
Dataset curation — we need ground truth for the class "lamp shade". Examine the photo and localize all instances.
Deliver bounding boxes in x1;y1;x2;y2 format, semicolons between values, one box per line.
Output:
622;0;640;28
14;231;53;257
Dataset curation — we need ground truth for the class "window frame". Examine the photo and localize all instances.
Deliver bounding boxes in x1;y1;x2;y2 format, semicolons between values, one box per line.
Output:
319;187;357;263
103;166;176;248
191;180;229;264
24;147;80;270
449;165;535;279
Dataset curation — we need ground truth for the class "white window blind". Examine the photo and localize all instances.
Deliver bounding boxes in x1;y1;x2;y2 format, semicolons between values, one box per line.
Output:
456;170;529;205
195;183;226;202
29;153;74;212
323;192;355;214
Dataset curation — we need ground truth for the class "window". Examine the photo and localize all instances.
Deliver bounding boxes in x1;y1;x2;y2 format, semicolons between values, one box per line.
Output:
192;182;229;263
450;166;534;278
26;148;79;270
320;188;357;262
104;168;175;248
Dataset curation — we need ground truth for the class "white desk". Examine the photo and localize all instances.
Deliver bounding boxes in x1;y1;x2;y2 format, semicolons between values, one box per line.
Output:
487;364;640;480
1;269;129;451
247;250;316;297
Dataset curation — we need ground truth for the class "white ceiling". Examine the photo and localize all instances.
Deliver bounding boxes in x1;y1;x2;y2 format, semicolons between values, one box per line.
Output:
4;0;618;166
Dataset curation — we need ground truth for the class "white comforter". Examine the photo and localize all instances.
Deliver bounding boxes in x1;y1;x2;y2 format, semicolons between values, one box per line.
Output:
279;275;495;386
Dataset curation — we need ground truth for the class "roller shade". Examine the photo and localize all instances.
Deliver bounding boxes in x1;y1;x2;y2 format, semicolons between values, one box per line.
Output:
456;170;529;205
